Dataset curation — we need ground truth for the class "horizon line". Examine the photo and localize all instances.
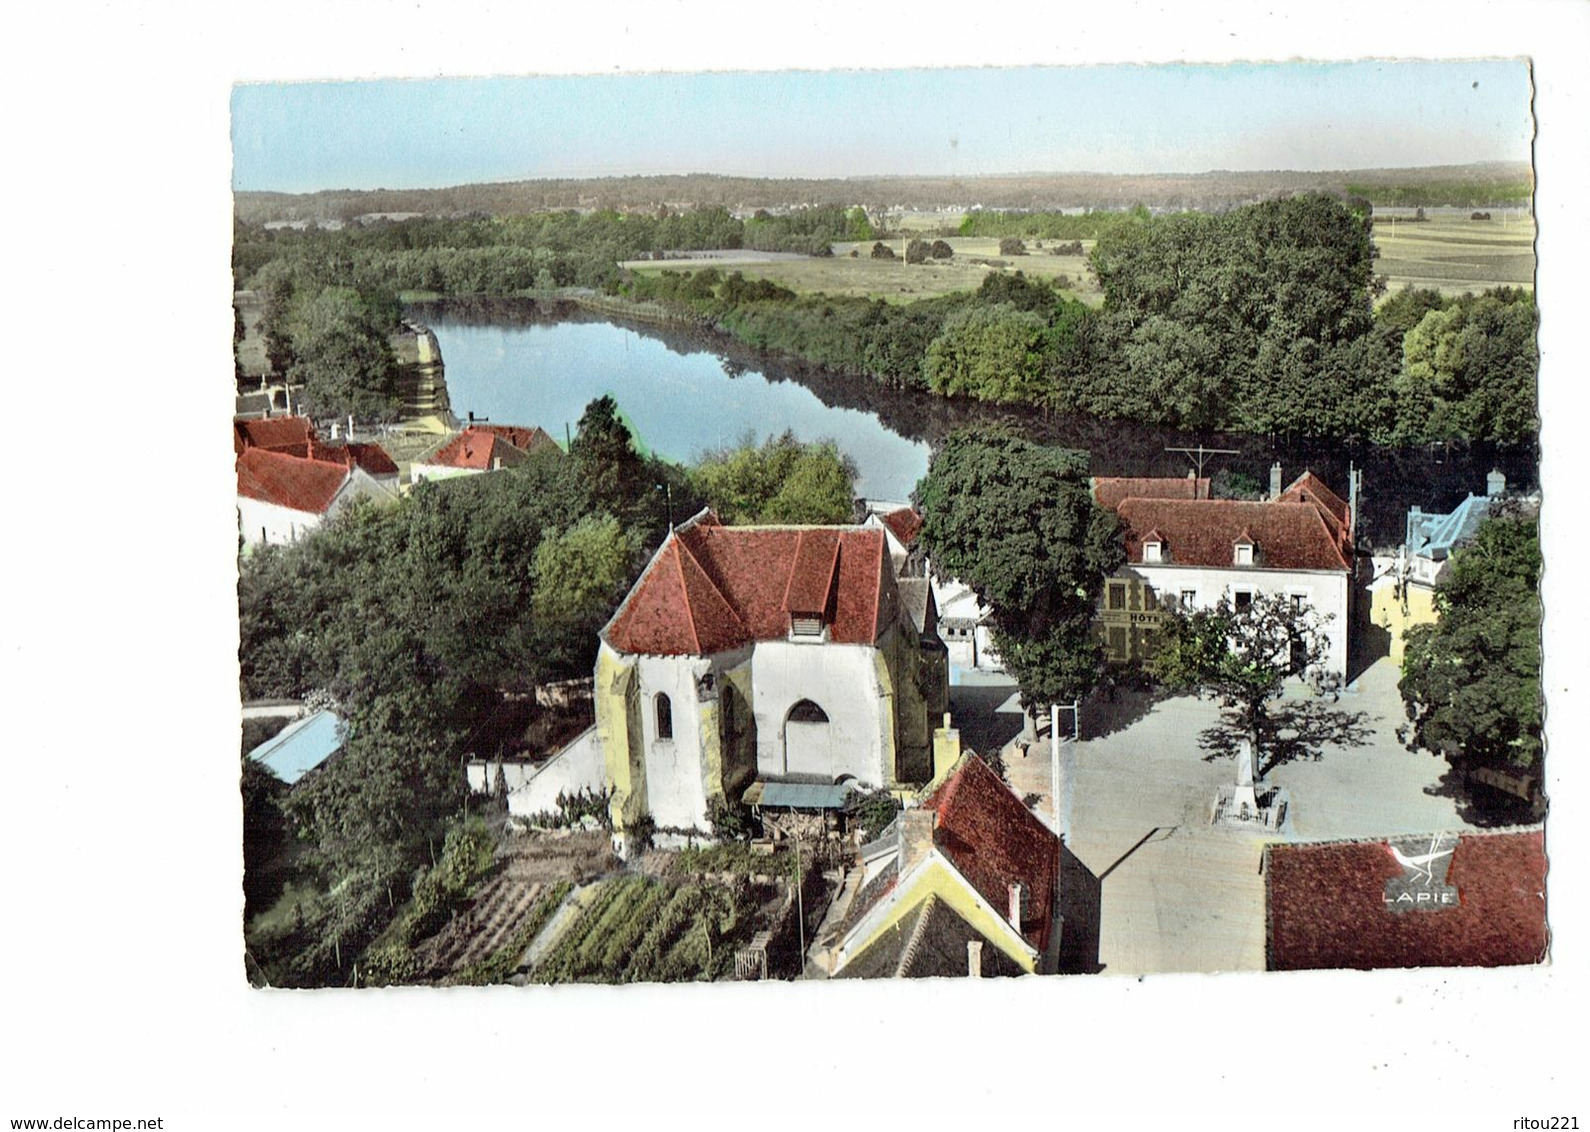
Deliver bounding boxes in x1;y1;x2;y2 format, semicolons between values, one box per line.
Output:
235;159;1535;197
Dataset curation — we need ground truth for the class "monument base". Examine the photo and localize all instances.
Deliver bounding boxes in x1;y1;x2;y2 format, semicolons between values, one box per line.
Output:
1212;783;1290;831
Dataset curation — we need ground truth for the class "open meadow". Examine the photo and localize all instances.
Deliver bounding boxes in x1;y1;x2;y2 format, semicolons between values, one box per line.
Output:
1370;210;1536;296
623;211;1534;307
625;236;1102;305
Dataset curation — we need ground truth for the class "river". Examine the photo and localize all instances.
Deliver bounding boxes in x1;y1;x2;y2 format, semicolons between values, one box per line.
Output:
410;298;1538;547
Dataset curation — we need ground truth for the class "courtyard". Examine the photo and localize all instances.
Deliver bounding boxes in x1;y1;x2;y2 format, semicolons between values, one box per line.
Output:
975;656;1476;976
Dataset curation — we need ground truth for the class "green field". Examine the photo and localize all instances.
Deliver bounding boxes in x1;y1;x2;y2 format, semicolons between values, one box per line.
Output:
625;214;1535;307
1371;212;1536;297
626;237;1103;306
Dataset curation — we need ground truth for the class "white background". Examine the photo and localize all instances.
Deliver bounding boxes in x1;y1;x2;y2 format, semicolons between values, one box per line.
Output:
3;2;1584;1128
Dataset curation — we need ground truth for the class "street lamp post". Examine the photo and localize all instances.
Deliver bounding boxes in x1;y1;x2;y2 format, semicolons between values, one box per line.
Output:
656;481;674;530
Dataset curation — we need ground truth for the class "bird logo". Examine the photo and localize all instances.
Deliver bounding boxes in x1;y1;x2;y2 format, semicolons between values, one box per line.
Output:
1384;834;1460;911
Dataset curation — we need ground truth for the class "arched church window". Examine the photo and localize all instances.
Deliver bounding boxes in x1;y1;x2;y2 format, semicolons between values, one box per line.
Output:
787;699;829;724
656;693;673;740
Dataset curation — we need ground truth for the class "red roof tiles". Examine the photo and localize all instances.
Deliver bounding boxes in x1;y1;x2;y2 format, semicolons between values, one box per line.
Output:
783;530;842;616
1092;476;1209;511
234;416;316;457
474;424;560;454
604;513;891;656
1280;471;1349;525
1115;496;1351;571
426;427;532;471
1266;830;1547;970
236;448;351;515
877;508;923;547
922;755;1060;955
308;439;399;477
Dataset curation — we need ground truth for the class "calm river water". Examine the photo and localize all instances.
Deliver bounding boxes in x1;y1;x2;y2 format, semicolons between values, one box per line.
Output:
412;299;1537;546
420;307;928;501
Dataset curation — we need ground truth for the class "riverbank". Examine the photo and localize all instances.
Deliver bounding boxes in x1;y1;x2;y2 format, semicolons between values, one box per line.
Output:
408;294;1537;547
233;290;456;433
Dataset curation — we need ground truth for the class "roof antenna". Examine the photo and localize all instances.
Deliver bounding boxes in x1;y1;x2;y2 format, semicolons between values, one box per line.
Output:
1164;443;1240;480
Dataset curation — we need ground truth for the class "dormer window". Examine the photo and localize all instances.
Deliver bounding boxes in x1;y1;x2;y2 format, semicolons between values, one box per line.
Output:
1233;531;1256;567
1141;529;1165;563
790;615;826;639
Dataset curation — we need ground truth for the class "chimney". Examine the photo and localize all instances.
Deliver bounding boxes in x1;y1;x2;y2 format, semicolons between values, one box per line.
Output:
967;940;983;978
1008;882;1024;929
1487;469;1506;497
1269;462;1283;501
901;807;936;871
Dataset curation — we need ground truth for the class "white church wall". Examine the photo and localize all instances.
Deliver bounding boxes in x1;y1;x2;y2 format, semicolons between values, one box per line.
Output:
748;640;889;787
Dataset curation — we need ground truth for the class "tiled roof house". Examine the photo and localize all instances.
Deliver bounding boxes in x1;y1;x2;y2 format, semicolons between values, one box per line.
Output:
1368;470;1515;663
1093;469;1356;677
410;424;560;484
1091;474;1210;512
234;415;316;457
501;509;949;855
236;446;397;547
828;754;1061;977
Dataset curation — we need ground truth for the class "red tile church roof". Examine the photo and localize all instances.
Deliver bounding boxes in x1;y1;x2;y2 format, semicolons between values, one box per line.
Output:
236;448;350;515
1266;829;1547;971
922;754;1060;955
604;513;892;656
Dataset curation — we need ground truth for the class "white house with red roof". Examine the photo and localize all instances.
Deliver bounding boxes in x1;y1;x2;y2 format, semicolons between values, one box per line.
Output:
502;509;949;852
859;499;1007;674
310;438;401;491
236;447;398;547
1092;469;1357;677
410;424;560;484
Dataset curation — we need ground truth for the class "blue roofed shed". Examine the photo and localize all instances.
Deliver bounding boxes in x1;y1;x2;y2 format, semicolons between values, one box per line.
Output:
741;780;855;809
247;710;346;785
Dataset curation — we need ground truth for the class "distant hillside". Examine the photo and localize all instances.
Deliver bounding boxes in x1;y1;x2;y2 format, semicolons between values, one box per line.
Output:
234;162;1533;224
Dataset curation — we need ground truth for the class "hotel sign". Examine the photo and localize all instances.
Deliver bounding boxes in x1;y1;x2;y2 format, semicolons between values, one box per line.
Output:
1383;834;1460;912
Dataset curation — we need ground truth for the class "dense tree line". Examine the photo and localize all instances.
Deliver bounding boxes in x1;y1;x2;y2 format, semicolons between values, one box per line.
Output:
234;164;1531;225
1343;178;1533;208
233;205;867;302
623;196;1538;445
958;205;1152;241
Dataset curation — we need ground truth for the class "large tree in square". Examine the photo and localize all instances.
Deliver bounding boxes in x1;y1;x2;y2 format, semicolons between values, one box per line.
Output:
917;427;1124;707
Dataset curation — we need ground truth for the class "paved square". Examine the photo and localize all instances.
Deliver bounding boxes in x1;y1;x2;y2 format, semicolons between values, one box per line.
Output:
985;658;1475;975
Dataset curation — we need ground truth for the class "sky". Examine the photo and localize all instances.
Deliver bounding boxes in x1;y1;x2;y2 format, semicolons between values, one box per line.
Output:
232;59;1534;193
